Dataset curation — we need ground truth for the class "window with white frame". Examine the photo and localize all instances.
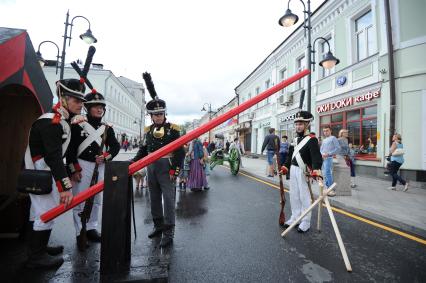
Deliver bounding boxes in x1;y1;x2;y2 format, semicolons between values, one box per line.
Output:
355;10;374;62
255;87;260;108
319;36;334;79
297;55;306;89
265;79;270;103
279;68;287;95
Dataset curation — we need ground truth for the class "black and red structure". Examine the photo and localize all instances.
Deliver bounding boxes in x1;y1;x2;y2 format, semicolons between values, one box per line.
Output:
0;27;54;235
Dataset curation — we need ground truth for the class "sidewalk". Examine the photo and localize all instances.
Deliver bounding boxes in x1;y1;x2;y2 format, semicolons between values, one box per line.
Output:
240;156;426;239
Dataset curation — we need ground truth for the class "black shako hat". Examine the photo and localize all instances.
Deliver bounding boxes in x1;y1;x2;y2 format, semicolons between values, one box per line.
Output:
84;92;106;107
56;79;86;101
294;110;314;122
143;72;166;114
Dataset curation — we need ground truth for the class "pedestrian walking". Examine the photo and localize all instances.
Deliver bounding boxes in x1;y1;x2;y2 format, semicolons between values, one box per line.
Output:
23;78;86;269
336;129;354;192
388;133;409;191
320;126;341;196
132;72;185;248
280;111;323;233
133;167;147;190
202;144;210;190
261;128;280;177
207;141;215;155
279;135;289;167
187;138;208;192
68;92;120;250
178;144;190;191
348;143;356;188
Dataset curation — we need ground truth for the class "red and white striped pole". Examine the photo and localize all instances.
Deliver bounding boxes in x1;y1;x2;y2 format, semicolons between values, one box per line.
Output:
41;69;310;223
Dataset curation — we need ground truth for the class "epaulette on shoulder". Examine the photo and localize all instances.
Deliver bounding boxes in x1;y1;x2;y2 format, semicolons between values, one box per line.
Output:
169;123;181;131
144;126;151;133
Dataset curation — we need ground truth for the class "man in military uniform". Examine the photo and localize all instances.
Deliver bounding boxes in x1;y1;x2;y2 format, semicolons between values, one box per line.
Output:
280;111;323;233
133;72;185;248
67;91;120;250
25;79;86;268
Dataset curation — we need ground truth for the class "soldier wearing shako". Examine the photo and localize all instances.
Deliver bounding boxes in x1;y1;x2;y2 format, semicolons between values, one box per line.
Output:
67;91;120;249
133;72;185;248
280;110;323;233
25;79;86;269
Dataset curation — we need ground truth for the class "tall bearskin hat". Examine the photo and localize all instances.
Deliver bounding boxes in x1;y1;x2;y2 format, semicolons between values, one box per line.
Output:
143;72;166;114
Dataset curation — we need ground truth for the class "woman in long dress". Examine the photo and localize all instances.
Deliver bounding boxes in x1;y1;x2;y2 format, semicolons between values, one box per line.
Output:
186;138;208;192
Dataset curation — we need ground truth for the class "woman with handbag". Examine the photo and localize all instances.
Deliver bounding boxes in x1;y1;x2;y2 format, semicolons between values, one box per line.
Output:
388;134;409;191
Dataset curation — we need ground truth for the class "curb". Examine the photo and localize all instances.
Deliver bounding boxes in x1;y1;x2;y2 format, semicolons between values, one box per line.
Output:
238;168;426;240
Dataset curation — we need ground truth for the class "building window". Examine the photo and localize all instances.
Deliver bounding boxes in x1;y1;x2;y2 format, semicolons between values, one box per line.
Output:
319;36;334;79
279;68;288;95
296;55;306;89
355;10;374;61
265;80;270;103
255;87;260;108
320;105;377;159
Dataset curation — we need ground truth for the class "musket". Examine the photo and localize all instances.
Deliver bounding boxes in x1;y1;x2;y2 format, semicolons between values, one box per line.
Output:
77;126;108;251
275;137;286;226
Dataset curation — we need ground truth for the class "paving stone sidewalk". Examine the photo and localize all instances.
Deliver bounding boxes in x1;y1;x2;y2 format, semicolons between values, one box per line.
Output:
240;156;426;239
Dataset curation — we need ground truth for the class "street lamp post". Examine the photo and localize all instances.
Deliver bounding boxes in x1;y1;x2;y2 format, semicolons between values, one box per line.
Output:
201;102;212;142
36;10;97;79
279;0;312;112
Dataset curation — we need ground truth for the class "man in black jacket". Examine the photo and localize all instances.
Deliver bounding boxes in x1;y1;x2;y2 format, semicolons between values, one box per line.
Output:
261;128;280;177
26;79;86;268
280;111;323;233
67;92;120;250
132;73;185;248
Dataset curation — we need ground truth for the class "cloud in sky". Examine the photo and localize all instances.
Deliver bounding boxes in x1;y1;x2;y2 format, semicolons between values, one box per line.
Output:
1;0;323;124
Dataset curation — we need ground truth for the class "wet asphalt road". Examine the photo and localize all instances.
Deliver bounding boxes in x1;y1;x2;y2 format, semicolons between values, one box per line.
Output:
168;167;426;282
1;158;426;282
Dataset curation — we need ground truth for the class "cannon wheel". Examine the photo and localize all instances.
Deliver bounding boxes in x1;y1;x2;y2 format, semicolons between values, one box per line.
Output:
228;148;240;175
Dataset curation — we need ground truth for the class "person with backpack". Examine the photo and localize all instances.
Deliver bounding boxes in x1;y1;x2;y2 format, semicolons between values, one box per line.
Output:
388;133;409;192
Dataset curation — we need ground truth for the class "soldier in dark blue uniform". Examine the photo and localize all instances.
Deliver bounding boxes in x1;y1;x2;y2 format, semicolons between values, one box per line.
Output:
25;79;86;269
133;72;185;248
67;91;120;250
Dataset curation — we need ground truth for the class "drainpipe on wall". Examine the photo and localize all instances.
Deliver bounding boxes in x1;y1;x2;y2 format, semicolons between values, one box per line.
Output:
384;0;396;146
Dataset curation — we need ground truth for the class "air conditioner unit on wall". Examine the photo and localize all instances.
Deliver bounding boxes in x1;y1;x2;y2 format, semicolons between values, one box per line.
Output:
280;94;293;106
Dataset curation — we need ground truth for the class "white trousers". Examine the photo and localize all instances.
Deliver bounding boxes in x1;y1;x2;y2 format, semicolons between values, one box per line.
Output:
286;165;312;230
29;159;59;231
72;159;104;235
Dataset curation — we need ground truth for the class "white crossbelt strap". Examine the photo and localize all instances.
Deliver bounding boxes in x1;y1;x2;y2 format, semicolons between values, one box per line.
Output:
291;136;311;172
77;122;106;157
24;113;71;169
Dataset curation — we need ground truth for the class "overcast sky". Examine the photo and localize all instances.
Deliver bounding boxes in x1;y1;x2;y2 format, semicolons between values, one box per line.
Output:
1;0;323;124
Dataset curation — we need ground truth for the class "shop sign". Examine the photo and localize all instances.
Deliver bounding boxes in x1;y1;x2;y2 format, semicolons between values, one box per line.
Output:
279;113;296;123
316;89;380;113
260;121;271;128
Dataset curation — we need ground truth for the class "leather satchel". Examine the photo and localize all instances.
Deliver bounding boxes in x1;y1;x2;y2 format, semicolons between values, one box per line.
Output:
17;169;52;195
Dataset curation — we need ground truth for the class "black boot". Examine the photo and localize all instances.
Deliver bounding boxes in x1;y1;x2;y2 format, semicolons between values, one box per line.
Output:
159;225;174;248
86;229;102;242
27;221;63;256
76;234;90;251
26;230;64;269
148;218;164;239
